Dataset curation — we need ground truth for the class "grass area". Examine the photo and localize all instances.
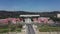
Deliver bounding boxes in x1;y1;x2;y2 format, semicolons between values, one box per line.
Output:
0;27;8;33
38;25;60;32
0;25;22;33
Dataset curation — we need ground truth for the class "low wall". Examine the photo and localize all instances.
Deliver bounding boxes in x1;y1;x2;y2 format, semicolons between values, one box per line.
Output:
38;32;60;34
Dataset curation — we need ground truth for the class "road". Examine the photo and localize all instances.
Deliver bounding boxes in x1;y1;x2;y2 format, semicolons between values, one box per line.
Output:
26;24;35;34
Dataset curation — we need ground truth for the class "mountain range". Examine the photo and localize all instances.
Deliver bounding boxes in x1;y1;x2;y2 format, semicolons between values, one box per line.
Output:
0;10;60;18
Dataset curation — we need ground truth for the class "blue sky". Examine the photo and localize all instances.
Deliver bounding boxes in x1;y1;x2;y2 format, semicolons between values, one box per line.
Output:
0;0;60;12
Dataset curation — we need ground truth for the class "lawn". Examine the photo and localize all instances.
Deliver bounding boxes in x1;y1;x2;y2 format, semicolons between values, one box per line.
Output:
38;25;60;32
0;25;22;33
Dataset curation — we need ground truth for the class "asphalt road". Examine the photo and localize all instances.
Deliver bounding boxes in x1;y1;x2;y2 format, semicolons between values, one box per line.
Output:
26;24;35;34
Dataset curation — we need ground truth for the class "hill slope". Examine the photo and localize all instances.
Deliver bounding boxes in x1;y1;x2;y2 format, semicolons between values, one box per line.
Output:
0;11;60;18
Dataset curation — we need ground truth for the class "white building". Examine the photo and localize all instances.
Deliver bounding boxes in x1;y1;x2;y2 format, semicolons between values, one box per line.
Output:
20;15;40;24
57;14;60;18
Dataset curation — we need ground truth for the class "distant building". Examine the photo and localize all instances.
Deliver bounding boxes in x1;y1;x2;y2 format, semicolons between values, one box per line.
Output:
57;14;60;18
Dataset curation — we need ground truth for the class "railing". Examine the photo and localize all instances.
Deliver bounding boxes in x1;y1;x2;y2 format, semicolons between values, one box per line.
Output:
37;32;60;34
